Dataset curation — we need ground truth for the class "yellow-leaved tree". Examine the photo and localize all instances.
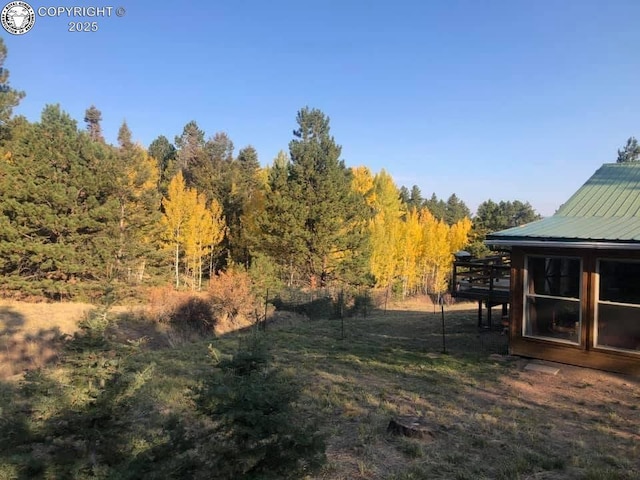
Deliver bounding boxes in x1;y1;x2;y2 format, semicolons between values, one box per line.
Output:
351;166;376;208
419;210;452;294
161;172;226;289
183;192;226;290
418;213;473;294
110;123;162;283
161;172;192;288
369;170;405;291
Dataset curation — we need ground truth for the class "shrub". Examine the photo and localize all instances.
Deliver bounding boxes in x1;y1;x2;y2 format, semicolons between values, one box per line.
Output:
172;296;214;334
207;269;258;333
271;288;336;320
247;253;284;298
145;269;261;336
195;334;326;479
146;286;214;334
301;296;334;320
348;291;376;317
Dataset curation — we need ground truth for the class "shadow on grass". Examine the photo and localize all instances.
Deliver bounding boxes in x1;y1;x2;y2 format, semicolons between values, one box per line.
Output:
0;306;68;379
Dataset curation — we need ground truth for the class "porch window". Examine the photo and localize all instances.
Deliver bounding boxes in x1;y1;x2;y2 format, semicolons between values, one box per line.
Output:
524;256;582;344
595;260;640;354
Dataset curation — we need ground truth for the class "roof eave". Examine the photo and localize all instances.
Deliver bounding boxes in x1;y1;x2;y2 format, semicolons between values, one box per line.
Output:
485;238;640;250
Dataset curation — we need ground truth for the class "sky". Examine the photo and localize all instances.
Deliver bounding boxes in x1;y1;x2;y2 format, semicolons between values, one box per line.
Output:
3;0;640;217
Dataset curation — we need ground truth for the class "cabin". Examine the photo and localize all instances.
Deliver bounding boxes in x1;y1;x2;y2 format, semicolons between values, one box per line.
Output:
485;162;640;375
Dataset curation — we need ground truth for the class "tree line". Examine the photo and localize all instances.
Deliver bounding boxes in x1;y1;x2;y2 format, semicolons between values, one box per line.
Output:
0;39;543;299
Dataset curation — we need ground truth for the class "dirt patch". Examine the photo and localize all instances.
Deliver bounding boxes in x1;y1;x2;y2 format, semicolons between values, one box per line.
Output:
501;358;640;442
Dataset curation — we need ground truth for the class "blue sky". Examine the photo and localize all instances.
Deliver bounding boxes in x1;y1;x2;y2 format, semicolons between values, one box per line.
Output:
4;0;640;216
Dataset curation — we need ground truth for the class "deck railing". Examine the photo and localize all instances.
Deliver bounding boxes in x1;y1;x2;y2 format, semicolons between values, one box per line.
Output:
452;255;511;302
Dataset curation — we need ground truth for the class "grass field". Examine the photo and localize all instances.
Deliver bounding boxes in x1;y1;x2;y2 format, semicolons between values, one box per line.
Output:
0;298;638;479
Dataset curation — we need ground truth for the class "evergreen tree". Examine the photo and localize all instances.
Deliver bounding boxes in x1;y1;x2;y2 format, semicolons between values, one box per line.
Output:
444;193;471;225
205;131;234;164
230;145;262;266
0;105;119;298
424;193;446;221
617;136;640;163
272;149;289;170
398;185;410;205
148;134;178;195
117;120;133;149
408;185;423;211
175;120;205;173
257;108;369;288
195;131;235;197
256;153;306;286
474;199;541;233
0;38;25;129
237;145;260;184
83;105;104;142
182;131;238;265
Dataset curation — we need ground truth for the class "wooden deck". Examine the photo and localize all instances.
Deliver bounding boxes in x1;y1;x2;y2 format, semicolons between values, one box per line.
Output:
452;255;511;329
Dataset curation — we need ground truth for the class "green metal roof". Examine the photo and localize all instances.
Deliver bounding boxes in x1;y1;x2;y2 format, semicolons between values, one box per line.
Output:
486;163;640;247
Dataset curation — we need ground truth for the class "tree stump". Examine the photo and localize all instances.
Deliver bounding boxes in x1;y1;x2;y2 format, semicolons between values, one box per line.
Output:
387;416;437;440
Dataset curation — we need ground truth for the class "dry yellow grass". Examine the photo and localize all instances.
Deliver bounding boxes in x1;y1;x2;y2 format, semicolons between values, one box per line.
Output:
0;300;92;336
0;300;94;379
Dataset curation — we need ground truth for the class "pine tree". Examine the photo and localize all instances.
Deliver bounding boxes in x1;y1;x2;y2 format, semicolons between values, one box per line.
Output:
444;193;471;225
183;130;234;199
0;38;25;129
0;105;119;297
287;107;368;287
424;193;446;220
83;105;104;142
230;145;262;266
408;185;423;211
148;135;178;196
255;154;305;286
257;109;369;288
617;137;640;163
474;199;540;232
175;120;205;174
398;186;410;205
117;120;133;149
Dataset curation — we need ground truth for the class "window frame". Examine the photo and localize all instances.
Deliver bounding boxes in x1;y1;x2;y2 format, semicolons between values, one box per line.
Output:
594;258;640;355
523;254;583;345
